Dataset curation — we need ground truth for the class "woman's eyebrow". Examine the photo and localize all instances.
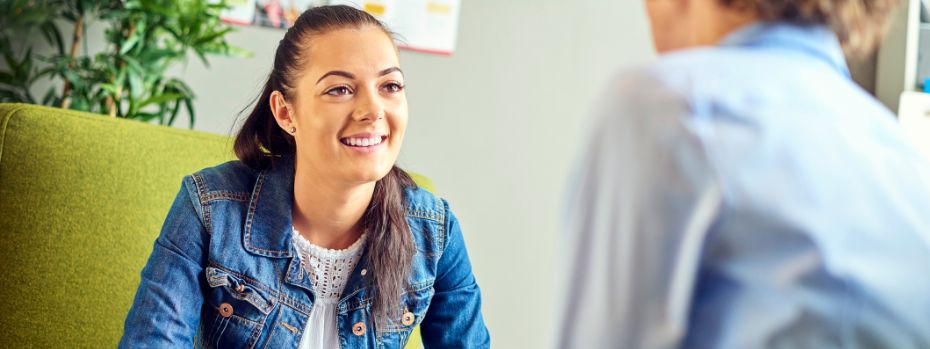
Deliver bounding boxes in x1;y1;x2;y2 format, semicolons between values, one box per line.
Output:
379;67;403;77
315;67;403;85
316;71;355;84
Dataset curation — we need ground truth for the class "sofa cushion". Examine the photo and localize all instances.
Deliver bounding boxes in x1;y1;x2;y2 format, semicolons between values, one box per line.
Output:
0;103;235;346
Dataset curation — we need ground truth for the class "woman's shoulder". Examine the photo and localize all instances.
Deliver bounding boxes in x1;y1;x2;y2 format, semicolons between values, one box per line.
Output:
402;185;464;258
186;160;258;197
402;185;450;225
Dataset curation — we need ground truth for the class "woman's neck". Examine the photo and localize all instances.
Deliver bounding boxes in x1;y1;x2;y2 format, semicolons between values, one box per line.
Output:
291;163;374;250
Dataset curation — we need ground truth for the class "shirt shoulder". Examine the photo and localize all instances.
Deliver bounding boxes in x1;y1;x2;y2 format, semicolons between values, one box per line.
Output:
610;47;775;109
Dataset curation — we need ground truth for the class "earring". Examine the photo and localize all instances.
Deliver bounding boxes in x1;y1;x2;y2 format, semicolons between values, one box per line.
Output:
289;126;297;134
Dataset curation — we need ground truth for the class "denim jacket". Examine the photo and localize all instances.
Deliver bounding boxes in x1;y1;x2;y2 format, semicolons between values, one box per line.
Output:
119;157;490;348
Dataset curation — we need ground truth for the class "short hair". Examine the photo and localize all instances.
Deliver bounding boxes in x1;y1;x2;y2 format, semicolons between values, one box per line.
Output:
719;0;903;55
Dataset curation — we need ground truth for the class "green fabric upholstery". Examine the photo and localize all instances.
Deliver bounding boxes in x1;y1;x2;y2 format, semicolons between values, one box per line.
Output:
0;103;428;348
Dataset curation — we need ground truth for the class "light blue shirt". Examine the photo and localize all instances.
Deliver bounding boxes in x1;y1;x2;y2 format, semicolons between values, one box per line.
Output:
558;23;930;349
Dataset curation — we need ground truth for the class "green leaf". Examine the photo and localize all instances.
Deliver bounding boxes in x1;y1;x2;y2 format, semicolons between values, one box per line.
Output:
69;97;89;112
167;98;182;126
183;97;195;128
17;48;33;79
0;88;19;102
2;50;22;77
41;87;59;105
193;49;209;67
0;71;14;85
122;55;143;73
140;1;174;16
225;45;252;58
120;32;141;55
162;26;183;42
194;27;233;46
30;66;56;84
99;83;120;95
0;89;22;103
139;48;180;63
156;101;168;125
40;21;65;56
139;92;183;108
127;67;143;100
62;69;83;90
135;112;160;122
166;78;194;96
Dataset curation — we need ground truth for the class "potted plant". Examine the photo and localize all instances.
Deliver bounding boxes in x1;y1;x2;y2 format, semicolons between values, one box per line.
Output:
0;0;249;127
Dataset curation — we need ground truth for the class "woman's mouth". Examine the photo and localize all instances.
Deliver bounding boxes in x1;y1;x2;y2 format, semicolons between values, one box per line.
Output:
340;135;386;147
340;134;388;153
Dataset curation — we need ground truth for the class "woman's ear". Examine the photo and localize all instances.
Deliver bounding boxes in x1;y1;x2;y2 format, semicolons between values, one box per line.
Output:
269;90;296;133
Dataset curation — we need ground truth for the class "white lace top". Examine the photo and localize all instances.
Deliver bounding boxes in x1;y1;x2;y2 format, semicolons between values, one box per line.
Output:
292;227;367;349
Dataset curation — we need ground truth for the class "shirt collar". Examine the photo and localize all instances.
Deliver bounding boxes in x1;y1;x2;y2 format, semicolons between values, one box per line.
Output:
718;22;850;78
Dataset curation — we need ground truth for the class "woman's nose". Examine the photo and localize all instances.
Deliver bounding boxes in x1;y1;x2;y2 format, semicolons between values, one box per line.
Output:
352;90;385;122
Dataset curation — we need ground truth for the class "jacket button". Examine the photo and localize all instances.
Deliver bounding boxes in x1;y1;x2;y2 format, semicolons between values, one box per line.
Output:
401;311;415;326
219;303;234;318
352;322;366;336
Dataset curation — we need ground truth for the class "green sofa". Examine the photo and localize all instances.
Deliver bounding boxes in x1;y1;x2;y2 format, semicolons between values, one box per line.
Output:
0;103;427;347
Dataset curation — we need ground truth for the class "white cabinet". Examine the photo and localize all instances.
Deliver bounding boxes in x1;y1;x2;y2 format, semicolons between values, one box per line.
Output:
876;0;922;113
898;91;930;160
876;0;930;158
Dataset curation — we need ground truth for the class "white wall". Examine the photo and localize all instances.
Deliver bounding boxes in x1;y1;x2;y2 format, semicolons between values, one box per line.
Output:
172;1;654;348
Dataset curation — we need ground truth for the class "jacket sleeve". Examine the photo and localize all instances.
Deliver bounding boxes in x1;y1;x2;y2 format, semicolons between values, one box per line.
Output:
419;200;491;348
119;176;208;348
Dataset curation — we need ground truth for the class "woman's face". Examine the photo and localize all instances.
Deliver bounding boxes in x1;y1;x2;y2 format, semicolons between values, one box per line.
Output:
281;26;407;185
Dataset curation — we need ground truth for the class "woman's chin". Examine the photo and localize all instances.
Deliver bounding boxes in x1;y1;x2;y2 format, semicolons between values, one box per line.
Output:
345;167;392;184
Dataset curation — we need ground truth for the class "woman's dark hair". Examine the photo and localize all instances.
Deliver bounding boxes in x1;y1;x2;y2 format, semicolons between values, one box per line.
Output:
720;0;902;55
233;5;416;331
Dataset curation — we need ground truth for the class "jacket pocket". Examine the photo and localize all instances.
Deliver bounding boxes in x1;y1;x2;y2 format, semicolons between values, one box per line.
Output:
381;281;435;348
202;266;276;348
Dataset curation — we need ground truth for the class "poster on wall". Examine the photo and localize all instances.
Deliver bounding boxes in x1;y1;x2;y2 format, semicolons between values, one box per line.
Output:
219;0;460;56
219;0;258;26
220;0;325;28
330;0;461;55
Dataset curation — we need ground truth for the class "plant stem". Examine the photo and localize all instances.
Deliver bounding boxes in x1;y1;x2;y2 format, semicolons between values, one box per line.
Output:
107;22;134;118
105;96;116;117
60;14;84;109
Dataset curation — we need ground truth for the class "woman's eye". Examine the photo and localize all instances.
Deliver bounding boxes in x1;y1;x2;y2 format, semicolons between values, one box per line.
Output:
325;86;352;96
383;82;404;93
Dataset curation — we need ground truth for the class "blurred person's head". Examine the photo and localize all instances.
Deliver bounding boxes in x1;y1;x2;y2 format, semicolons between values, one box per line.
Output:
234;4;414;330
644;0;901;55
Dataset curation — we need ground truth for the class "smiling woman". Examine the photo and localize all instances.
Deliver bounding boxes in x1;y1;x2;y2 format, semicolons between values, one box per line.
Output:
118;5;490;349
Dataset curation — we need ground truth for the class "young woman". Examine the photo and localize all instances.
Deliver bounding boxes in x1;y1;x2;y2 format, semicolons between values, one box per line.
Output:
120;5;490;348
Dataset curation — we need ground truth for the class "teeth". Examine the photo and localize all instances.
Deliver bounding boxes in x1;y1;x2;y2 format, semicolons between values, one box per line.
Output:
343;136;384;147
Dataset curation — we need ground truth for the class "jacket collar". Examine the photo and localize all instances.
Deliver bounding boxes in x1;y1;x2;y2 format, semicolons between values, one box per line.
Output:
719;22;851;79
243;155;296;258
243;155;376;300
